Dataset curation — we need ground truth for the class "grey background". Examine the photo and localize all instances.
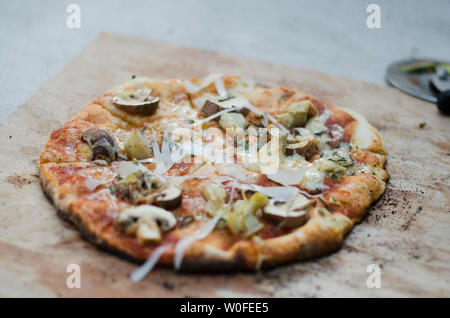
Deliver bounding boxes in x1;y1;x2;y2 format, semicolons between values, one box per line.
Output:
1;0;449;123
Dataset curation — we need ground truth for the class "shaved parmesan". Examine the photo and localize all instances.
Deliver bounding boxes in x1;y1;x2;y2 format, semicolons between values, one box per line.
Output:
174;213;222;270
217;96;247;109
214;78;227;98
339;107;383;151
221;180;300;202
192;96;208;109
189;106;238;127
227;180;237;205
160;130;175;173
182;81;200;94
266;168;307;186
118;161;153;180
118;161;141;177
182;74;223;93
265;112;289;134
239;77;256;92
239;101;268;127
250;185;300;202
84;177;111;191
138;158;155;163
216;163;258;183
130;245;171;283
152;136;166;175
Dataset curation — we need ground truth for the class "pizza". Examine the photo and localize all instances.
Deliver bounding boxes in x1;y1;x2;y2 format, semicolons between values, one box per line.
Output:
38;75;388;279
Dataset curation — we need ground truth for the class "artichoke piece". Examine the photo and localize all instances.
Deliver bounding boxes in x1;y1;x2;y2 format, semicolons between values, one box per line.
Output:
315;158;347;179
276;100;317;129
111;170;165;204
244;213;265;237
226;192;269;237
202;183;227;205
202;183;229;217
124;130;153;160
219;112;247;129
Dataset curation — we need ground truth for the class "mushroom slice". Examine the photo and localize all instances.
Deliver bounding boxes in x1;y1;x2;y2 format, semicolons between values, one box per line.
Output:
263;204;308;229
118;205;177;245
201;100;223;119
201;97;249;118
81;128;118;162
154;185;183;210
262;194;314;229
112;88;160;115
285;140;317;159
288;128;314;143
136;219;161;245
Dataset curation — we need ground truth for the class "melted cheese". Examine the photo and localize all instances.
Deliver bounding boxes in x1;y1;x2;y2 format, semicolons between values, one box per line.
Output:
339;107;385;152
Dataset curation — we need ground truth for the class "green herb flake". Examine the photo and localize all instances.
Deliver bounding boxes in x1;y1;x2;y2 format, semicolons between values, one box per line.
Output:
218;96;234;102
248;120;264;128
277;92;293;103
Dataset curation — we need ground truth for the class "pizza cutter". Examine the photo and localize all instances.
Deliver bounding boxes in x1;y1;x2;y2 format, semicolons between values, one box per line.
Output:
386;59;450;115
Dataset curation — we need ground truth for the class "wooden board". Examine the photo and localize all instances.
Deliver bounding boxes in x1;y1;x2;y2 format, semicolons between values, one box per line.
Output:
0;32;448;297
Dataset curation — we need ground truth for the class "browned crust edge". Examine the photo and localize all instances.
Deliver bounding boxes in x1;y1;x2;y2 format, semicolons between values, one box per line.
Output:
40;166;356;272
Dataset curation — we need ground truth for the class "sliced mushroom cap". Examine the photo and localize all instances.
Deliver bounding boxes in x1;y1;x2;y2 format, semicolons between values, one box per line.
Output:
118;205;177;244
263;203;308;229
112;88;160;115
81;128;118;162
201;100;222;119
136;219;161;245
262;194;315;229
201;98;249;118
288;128;314;142
285;140;317;159
118;205;177;232
154;185;183;210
